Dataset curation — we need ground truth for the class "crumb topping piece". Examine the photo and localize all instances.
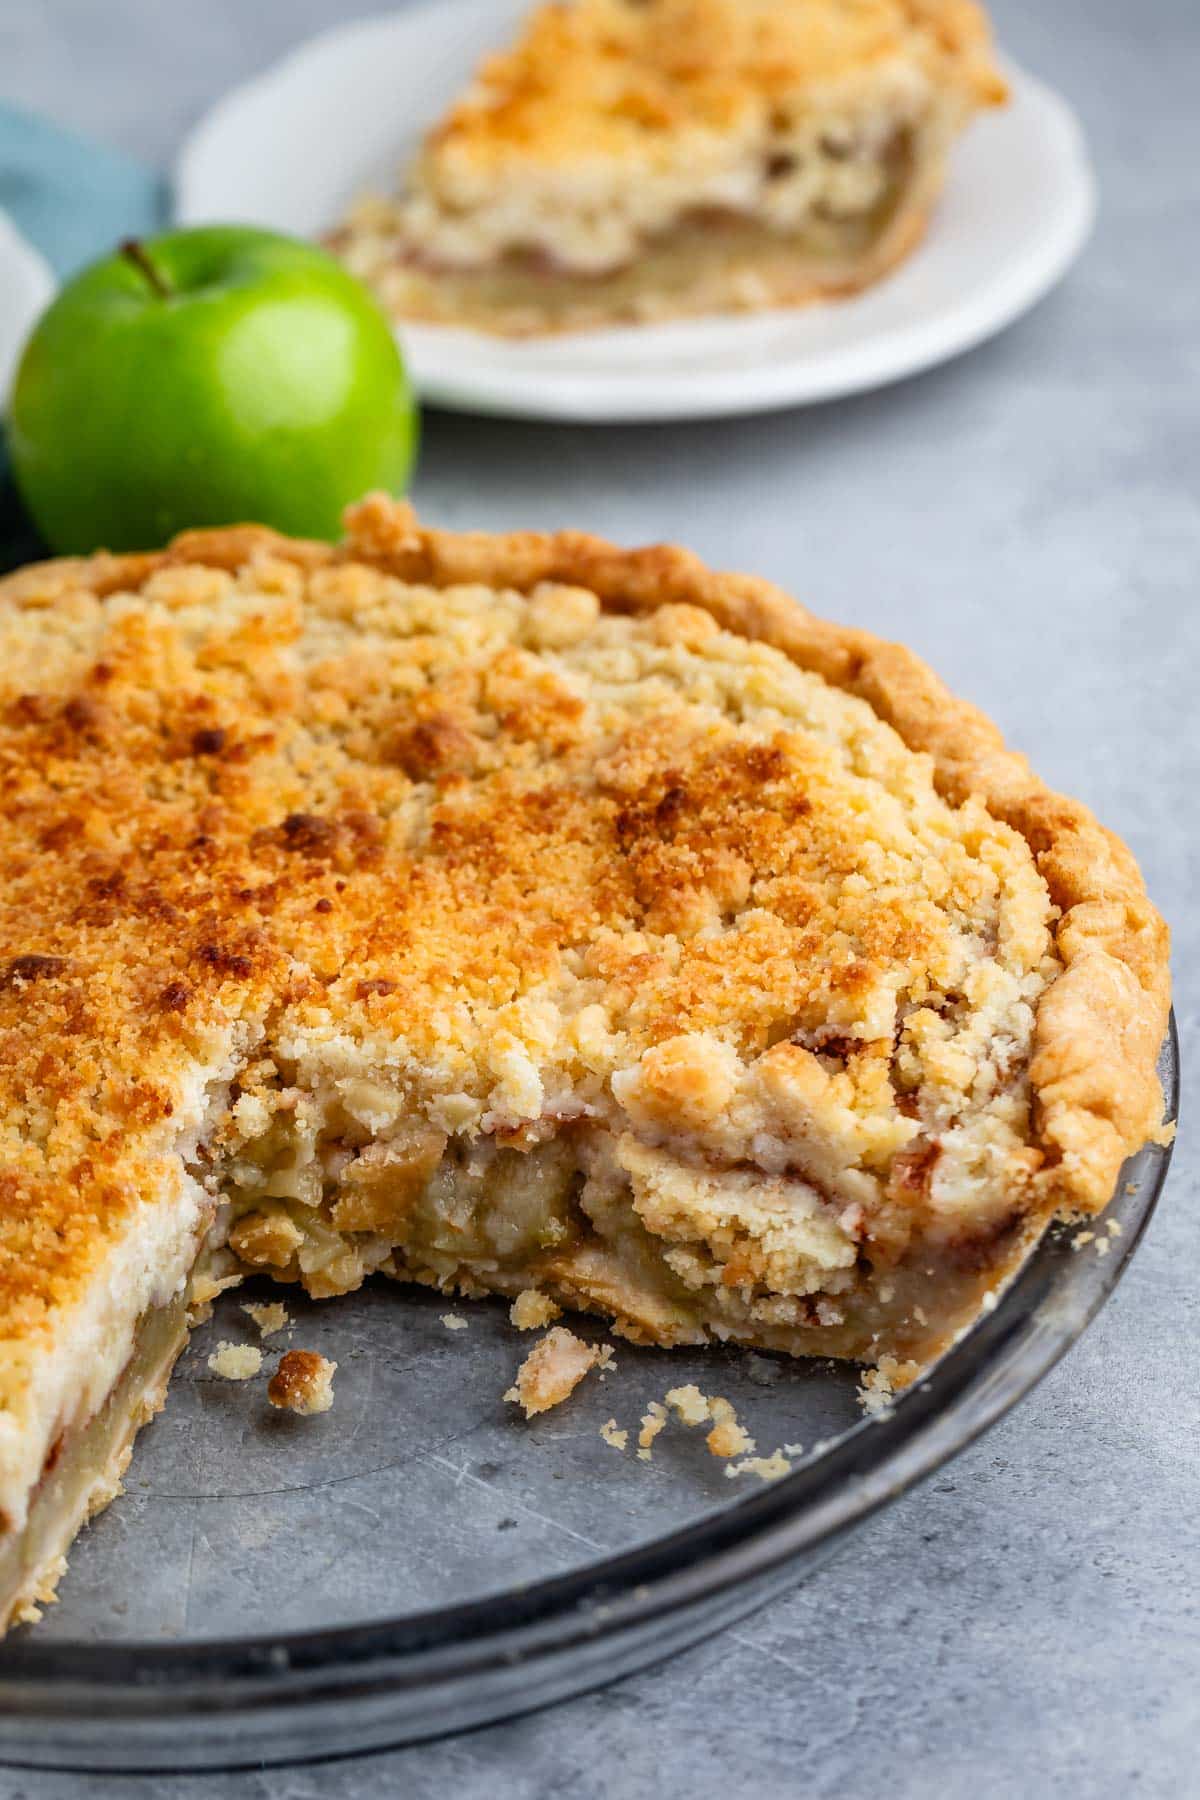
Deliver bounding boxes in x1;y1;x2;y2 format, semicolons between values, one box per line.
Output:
242;1301;289;1339
857;1352;915;1414
636;1401;668;1462
663;1384;755;1456
505;1326;608;1417
510;1290;563;1331
267;1349;337;1415
724;1450;793;1482
704;1397;756;1460
441;1312;469;1330
207;1342;263;1382
600;1418;628;1452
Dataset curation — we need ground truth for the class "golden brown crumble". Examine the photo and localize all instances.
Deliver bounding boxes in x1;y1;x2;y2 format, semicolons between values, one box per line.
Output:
242;1301;289;1339
510;1290;563;1331
600;1418;628;1451
724;1450;793;1482
267;1349;336;1415
505;1327;605;1417
661;1384;755;1456
424;0;1004;166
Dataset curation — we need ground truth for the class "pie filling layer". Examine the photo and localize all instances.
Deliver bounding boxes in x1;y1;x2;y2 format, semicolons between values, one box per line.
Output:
204;1071;1024;1367
333;122;938;333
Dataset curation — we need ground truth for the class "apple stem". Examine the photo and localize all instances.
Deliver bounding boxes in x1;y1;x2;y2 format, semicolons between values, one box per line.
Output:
120;238;173;300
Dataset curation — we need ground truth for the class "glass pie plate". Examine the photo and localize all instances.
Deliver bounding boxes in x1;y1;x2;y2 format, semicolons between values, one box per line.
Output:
0;1022;1178;1774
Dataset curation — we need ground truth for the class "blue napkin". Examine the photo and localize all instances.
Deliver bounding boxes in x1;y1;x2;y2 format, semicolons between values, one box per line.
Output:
0;104;168;567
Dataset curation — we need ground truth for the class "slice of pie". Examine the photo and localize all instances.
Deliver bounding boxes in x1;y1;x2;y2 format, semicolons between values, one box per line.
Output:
0;496;1169;1630
329;0;1008;336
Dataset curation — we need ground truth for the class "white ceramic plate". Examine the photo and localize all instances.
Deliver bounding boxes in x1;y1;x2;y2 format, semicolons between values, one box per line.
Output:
176;1;1097;423
0;211;55;404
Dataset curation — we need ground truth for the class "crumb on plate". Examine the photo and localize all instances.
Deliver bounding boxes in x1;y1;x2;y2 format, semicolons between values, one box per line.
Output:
662;1384;754;1457
857;1353;913;1416
441;1312;469;1331
723;1450;793;1483
663;1383;709;1427
704;1397;756;1460
636;1400;668;1461
207;1341;262;1381
600;1418;628;1452
268;1349;337;1415
242;1301;290;1339
504;1326;606;1417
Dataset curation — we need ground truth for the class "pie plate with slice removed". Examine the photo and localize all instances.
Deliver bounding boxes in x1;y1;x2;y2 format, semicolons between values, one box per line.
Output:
0;1022;1177;1773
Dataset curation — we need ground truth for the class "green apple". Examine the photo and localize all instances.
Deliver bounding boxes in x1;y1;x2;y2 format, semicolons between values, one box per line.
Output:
9;225;418;554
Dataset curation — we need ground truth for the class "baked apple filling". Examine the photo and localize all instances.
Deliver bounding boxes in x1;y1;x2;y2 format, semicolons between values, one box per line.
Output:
196;970;1051;1372
332;109;934;333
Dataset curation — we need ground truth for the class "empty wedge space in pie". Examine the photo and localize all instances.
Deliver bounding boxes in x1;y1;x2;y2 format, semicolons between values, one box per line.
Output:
0;496;1170;1631
329;0;1008;335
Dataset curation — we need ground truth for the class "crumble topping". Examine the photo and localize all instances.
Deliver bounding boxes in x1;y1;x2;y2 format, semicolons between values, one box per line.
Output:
242;1301;289;1339
207;1343;263;1382
510;1290;563;1331
663;1384;755;1456
636;1401;668;1461
703;1398;756;1460
724;1450;793;1482
267;1349;336;1415
626;1383;765;1467
0;493;1076;1396
505;1327;608;1417
441;1313;469;1331
664;1383;711;1427
600;1418;628;1451
857;1352;915;1414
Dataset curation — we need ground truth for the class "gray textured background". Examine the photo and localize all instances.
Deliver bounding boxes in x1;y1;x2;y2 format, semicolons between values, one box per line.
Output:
2;0;1198;1793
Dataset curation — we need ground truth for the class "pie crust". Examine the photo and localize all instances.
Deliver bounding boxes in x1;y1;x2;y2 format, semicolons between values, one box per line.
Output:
0;496;1169;1630
330;0;1008;335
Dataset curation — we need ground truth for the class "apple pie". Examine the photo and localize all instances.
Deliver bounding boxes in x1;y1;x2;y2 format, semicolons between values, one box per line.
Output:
0;497;1169;1629
330;0;1008;336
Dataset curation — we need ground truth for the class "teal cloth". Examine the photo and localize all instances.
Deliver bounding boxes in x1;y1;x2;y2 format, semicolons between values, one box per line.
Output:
0;104;168;567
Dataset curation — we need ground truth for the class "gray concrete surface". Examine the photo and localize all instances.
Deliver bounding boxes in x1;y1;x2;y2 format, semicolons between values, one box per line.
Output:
2;0;1198;1792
